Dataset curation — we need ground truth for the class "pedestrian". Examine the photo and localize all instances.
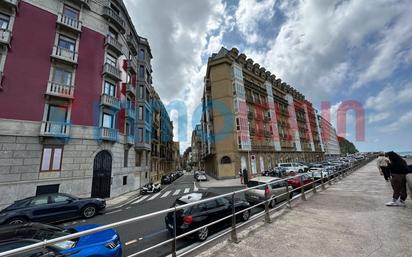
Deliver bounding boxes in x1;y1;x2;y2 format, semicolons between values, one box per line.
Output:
385;151;408;207
407;164;412;200
376;153;391;181
242;168;249;185
239;168;243;184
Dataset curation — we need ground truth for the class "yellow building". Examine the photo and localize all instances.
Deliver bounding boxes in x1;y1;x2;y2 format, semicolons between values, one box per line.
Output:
200;47;324;179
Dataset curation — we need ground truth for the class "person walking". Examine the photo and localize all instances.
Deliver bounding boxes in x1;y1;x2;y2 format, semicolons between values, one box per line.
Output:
377;153;391;181
385;151;408;207
239;168;243;184
242;168;249;185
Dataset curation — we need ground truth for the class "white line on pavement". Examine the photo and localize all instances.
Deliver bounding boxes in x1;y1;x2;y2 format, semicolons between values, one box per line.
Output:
172;189;181;196
132;195;149;204
184;188;190;193
105;209;122;215
124;239;138;246
193;182;199;192
125;207;131;210
161;190;171;198
148;192;161;201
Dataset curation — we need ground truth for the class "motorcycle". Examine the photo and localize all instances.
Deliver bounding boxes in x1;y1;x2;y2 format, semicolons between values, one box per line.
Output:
141;183;161;195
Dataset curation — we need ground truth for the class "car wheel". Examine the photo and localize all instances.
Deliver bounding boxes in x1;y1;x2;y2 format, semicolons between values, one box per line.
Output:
269;198;276;208
82;205;97;218
298;169;303;173
8;217;27;225
197;226;209;241
241;210;250;221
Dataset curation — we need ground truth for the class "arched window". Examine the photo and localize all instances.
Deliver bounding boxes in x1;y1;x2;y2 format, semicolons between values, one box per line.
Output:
221;156;231;164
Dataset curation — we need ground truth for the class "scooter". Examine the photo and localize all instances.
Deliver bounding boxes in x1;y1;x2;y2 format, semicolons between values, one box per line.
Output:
141;183;161;195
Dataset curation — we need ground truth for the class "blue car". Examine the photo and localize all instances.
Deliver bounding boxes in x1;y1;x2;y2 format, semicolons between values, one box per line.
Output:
0;223;122;257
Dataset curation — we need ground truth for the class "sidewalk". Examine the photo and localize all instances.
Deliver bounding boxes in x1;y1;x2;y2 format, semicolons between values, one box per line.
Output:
106;189;140;209
199;174;244;188
196;160;412;257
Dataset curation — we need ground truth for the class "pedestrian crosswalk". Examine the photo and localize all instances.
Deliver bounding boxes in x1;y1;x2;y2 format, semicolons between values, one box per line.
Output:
132;187;195;204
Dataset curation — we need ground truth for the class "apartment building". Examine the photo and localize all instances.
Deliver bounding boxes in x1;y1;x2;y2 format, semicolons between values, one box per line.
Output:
200;47;325;179
190;124;202;170
318;115;341;158
0;0;170;208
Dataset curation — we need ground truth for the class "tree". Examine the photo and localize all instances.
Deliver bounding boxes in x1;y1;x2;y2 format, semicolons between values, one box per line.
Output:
337;136;359;154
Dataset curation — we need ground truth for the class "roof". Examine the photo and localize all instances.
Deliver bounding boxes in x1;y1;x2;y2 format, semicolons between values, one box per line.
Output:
177;192;218;204
249;176;280;183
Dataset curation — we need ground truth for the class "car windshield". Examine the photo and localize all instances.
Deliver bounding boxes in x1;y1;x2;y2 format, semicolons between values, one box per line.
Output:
280;164;291;167
247;181;266;190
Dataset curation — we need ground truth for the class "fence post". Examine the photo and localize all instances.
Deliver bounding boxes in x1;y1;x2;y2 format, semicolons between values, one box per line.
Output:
312;172;317;193
285;182;292;208
230;193;240;243
172;207;177;257
321;171;326;190
264;184;272;223
300;176;306;201
328;171;333;185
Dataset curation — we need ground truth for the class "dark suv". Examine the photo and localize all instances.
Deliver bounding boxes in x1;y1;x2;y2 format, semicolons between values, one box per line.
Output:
0;193;106;225
165;192;250;241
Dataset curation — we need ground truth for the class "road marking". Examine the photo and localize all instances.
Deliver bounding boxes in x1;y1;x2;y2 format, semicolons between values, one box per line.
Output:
105;209;122;215
125;239;138;246
148;192;161;201
193;182;199;192
132;195;149;204
184;188;190;193
161;190;171;198
172;189;181;196
125;207;131;210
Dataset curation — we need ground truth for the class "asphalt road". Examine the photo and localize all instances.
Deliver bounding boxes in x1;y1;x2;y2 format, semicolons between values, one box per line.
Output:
58;173;252;257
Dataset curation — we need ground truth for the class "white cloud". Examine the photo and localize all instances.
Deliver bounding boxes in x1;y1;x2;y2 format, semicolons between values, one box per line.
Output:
235;0;276;44
368;112;390;124
379;111;412;132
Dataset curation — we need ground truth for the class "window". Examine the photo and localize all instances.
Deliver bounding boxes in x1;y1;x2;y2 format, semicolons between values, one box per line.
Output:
0;13;10;30
139;65;144;78
220;156;231;164
123;176;128;185
216;197;229;206
51;194;72;203
106;54;117;67
124;149;128;167
139;49;145;60
46;105;68;134
139;85;144;99
104;81;116;96
40;146;63;171
36;184;59;195
204;200;217;210
108;27;118;40
30;195;50;206
138;106;144;120
135;151;141;166
63;5;79;20
58;35;76;52
102;113;114;128
236;118;240;131
145;129;150;143
138;128;143;143
53;67;72;85
146;88;150;102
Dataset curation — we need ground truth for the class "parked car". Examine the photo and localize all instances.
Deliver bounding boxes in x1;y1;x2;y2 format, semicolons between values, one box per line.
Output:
262;167;287;178
277;163;307;173
161;175;172;185
196;173;207;182
0;238;62;257
165;192;250;241
245;176;293;208
141;183;161;195
0;223;122;257
287;173;314;190
0;193;106;225
308;168;330;181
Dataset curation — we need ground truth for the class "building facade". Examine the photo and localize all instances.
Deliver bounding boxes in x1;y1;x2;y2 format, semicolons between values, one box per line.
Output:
200;47;325;179
318;115;341;158
0;0;175;208
190;124;202;170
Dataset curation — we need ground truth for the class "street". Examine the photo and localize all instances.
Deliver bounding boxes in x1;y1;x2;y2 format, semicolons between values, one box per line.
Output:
57;173;248;257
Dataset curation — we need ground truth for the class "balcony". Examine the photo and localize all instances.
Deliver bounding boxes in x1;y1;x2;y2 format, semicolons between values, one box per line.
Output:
45;81;74;99
0;29;11;46
51;45;78;65
105;35;123;55
75;0;91;9
100;127;117;141
102;6;125;34
1;0;19;9
126;134;135;145
103;63;121;81
127;58;137;74
40;121;70;138
125;105;136;120
57;13;82;33
126;34;138;55
126;83;135;96
100;94;120;110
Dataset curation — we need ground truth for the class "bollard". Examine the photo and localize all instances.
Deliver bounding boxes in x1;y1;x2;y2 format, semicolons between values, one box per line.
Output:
172;207;177;257
285;183;292;208
328;171;333;185
300;176;306;201
312;172;317;193
230;193;240;243
264;184;272;223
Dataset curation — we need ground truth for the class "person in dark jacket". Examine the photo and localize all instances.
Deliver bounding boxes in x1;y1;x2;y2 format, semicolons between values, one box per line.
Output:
385;151;408;206
242;168;249;185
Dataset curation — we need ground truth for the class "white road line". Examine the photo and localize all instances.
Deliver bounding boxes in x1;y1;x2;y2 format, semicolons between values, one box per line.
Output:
184;188;190;193
161;190;171;198
125;207;131;210
193;182;199;192
148;192;161;201
105;209;122;215
132;195;149;204
124;239;138;246
172;189;181;196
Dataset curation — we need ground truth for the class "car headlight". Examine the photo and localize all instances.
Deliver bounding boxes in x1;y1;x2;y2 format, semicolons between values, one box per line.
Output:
105;239;120;249
0;213;7;217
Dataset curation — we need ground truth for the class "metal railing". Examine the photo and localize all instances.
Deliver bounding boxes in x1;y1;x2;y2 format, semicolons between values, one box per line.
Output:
103;63;121;81
40;121;71;137
57;13;82;31
0;29;11;45
46;81;74;98
51;45;78;64
0;157;375;257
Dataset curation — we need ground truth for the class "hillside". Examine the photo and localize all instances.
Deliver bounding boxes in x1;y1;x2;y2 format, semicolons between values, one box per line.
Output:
337;136;359;154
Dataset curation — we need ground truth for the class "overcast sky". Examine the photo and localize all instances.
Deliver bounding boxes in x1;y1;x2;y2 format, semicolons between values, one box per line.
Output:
124;0;412;154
